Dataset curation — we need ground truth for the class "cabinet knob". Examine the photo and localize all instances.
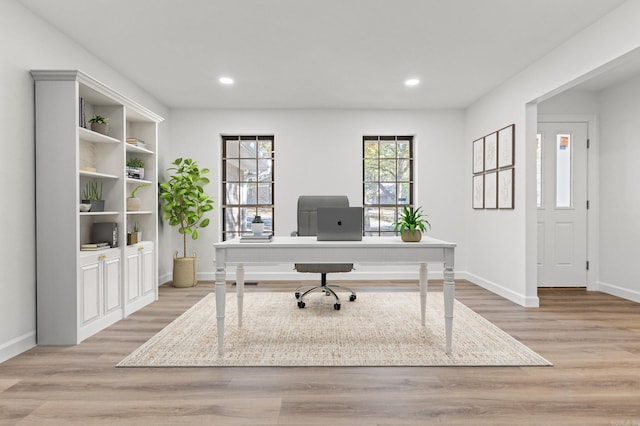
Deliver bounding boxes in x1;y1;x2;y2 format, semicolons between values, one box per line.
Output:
138;246;144;252
98;255;106;261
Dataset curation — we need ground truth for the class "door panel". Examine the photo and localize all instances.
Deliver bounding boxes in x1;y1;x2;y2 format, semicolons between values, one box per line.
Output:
80;260;100;325
537;122;588;287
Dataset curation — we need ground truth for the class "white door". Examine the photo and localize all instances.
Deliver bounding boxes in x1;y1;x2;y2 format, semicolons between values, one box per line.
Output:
537;122;588;287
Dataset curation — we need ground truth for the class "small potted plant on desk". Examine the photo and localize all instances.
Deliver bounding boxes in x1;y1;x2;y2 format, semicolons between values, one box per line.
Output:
394;206;430;242
88;115;109;135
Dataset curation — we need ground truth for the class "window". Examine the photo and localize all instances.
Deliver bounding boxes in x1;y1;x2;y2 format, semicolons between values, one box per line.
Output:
363;135;414;236
222;135;274;240
556;133;572;208
536;133;542;208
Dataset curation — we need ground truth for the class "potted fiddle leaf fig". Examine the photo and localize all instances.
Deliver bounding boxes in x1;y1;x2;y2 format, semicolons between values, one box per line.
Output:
159;158;215;287
394;206;430;242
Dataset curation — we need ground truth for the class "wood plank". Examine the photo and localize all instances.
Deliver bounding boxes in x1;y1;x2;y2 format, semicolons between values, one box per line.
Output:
0;280;639;424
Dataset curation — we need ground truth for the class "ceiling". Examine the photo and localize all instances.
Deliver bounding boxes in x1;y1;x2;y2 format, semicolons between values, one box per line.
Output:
18;0;633;109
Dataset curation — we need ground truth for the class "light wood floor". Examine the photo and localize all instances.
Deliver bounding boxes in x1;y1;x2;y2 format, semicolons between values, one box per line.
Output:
1;280;639;425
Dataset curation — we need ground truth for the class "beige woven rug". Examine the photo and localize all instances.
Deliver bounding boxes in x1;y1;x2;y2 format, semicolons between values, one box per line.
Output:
118;292;552;367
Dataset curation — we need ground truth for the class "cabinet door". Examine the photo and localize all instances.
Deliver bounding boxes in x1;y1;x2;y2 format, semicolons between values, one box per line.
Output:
126;250;140;302
79;258;101;326
141;246;154;295
103;255;121;314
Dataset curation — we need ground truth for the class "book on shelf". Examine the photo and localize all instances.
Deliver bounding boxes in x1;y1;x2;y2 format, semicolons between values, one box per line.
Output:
79;97;87;128
240;234;273;243
80;242;110;251
126;137;147;149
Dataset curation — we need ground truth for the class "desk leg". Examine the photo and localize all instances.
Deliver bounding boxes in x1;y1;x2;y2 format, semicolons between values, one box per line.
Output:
419;263;428;327
215;252;226;356
443;267;455;355
236;264;244;328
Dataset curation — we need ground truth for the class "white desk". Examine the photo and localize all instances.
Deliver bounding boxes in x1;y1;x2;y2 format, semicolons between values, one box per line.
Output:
213;236;456;355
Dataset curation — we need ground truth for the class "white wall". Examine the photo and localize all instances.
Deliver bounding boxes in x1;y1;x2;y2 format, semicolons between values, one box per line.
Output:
163;109;466;282
538;91;599;116
596;75;640;302
464;0;640;307
0;0;168;362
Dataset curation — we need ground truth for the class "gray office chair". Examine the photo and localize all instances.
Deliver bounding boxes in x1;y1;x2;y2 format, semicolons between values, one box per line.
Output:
292;195;357;310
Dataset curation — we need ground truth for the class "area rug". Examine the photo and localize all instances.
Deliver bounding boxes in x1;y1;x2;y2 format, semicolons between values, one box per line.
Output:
117;292;552;367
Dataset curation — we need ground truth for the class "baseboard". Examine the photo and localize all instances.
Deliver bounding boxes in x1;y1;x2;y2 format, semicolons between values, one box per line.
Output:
464;272;539;307
0;331;36;364
597;281;640;303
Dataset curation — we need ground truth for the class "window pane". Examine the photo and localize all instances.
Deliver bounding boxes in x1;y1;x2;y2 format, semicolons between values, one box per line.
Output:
364;207;379;232
240;183;257;204
364;159;378;181
536;133;542;208
364;183;379;205
258;140;272;158
240;140;257;157
556;134;571;208
397;159;410;181
226;140;239;158
379;207;397;232
380;182;396;204
364;141;378;158
239;159;257;181
225;158;240;182
257;182;272;204
224;207;240;234
379;159;396;181
398;183;410;204
257;159;272;181
380;141;396;158
225;182;239;205
241;208;253;232
397;141;410;158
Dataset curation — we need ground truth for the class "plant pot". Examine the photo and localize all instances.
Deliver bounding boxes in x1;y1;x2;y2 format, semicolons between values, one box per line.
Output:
82;199;104;212
127;232;138;245
126;166;144;180
401;229;422;242
127;197;141;211
172;252;197;288
90;122;109;135
251;216;265;235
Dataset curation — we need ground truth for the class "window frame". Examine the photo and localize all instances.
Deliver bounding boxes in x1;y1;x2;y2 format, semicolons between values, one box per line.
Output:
362;135;414;236
221;135;275;241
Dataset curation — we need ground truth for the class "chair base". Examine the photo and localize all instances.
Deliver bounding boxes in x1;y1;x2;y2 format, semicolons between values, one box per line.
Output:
294;274;356;310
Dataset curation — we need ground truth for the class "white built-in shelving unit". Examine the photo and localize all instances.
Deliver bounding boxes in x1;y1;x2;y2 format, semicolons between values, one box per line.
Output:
31;70;163;344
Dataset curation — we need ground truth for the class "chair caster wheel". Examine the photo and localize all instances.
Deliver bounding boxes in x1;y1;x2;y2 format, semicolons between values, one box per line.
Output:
349;294;356;302
297;301;305;308
334;303;341;310
295;292;300;299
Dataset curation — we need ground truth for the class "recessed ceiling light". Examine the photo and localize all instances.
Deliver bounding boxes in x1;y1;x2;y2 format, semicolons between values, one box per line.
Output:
219;77;234;85
405;78;420;86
